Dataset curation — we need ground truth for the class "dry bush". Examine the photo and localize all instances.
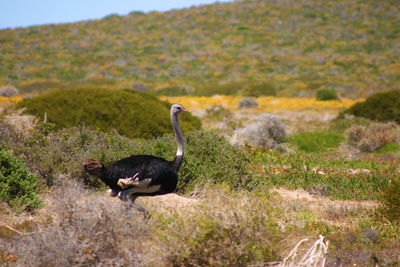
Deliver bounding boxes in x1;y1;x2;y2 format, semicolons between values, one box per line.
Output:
2;177;147;267
345;124;365;147
238;97;258;109
0;85;19;97
148;187;283;266
236;113;287;150
345;122;400;152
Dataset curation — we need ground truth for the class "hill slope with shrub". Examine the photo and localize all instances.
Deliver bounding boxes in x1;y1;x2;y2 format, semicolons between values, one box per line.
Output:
15;88;201;139
0;0;399;97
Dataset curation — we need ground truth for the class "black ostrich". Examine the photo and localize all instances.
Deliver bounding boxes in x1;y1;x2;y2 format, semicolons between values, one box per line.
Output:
82;104;185;205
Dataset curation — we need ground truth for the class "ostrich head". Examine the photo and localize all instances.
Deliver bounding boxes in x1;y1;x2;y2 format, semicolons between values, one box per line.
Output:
171;104;185;115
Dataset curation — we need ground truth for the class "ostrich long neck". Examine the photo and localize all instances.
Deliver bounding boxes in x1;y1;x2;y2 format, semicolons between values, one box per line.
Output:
171;110;184;171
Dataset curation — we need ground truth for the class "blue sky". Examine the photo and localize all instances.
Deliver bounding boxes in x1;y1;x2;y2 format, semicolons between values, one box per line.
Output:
0;0;233;29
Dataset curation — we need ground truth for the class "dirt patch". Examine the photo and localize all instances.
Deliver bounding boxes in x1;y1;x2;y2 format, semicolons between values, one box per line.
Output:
273;188;377;209
272;188;378;227
139;193;199;213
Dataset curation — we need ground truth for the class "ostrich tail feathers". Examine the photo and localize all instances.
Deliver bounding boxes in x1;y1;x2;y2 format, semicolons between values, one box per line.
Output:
82;158;105;177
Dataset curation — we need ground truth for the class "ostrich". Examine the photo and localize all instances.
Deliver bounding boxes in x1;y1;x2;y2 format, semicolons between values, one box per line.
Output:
82;104;185;206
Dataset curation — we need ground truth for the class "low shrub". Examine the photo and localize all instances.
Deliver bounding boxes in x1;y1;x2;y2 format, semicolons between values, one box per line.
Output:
16;87;201;139
289;132;345;153
0;146;42;211
238;97;258;109
150;187;282;266
316;89;338;101
236;113;287;150
340;90;400;124
345;122;400;152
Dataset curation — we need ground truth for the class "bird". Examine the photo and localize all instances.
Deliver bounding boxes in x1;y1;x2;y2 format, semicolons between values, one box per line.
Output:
82;104;185;205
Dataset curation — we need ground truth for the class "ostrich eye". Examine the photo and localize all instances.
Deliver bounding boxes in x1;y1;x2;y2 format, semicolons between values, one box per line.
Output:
177;106;182;110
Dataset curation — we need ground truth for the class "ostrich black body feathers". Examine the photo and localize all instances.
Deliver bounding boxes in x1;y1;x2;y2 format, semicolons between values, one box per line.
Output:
103;155;178;196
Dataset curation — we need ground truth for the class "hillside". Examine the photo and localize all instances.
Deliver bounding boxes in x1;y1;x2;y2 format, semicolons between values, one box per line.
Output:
0;0;399;98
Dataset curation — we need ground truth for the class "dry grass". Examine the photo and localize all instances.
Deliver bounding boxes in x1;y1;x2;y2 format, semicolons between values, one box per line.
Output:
1;177;148;266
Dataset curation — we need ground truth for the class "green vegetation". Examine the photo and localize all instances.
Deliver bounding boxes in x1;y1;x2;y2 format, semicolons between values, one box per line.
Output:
376;142;400;154
152;188;282;266
1;106;400;265
316;89;338;101
1;0;400;262
16;88;201;139
341;90;400;124
0;146;42;211
248;147;391;200
378;176;400;223
288;131;345;153
1;0;399;97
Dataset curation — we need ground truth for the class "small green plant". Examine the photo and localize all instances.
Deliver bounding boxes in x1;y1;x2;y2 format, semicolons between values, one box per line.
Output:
316;89;338;101
289;132;344;153
0;146;42;211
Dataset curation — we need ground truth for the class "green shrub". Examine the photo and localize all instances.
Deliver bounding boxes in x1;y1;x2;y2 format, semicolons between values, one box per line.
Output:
289;132;345;153
16;88;201;139
0;146;42;211
341;90;400;124
316;89;338;101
